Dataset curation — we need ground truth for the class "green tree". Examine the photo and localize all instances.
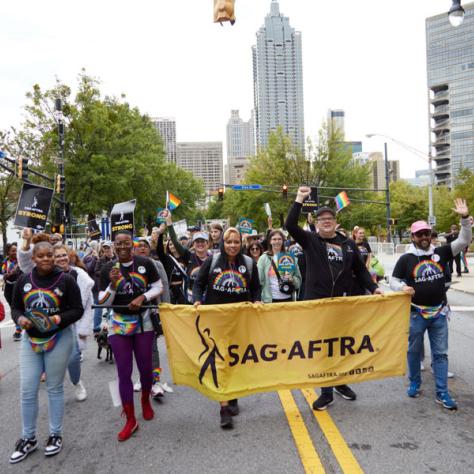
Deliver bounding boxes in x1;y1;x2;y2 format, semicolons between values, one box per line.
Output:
11;71;205;227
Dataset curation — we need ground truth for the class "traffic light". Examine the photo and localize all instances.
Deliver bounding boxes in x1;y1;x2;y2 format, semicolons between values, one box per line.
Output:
282;184;288;200
218;187;224;201
59;224;65;234
389;218;398;225
17;158;28;180
56;174;65;194
51;224;59;233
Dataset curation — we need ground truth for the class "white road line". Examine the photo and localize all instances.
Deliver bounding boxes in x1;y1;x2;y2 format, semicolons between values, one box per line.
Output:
450;306;474;312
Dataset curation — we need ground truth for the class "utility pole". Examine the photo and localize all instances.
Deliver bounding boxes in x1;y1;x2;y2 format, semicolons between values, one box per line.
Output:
55;98;66;233
384;142;392;243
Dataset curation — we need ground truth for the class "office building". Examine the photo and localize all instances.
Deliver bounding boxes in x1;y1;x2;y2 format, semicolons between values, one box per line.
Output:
328;109;345;137
426;3;474;185
151;117;176;163
252;0;305;151
176;142;223;192
226;110;255;159
225;156;251;185
405;169;432;187
370;152;400;191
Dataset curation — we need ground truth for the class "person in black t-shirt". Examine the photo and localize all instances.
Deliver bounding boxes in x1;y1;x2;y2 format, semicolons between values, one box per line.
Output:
99;231;162;442
351;227;373;295
9;242;83;464
445;224;462;277
285;186;382;412
391;198;471;411
193;227;261;429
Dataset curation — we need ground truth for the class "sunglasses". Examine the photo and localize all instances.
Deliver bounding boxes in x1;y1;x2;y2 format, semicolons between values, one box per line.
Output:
250;247;260;251
414;230;431;238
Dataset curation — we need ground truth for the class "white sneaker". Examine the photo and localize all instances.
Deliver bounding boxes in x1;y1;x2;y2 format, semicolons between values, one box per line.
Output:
448;371;455;378
151;382;165;398
133;381;142;392
420;362;425;371
74;380;87;401
159;382;174;393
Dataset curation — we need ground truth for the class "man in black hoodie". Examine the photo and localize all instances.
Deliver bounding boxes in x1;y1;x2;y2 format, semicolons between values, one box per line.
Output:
285;186;382;411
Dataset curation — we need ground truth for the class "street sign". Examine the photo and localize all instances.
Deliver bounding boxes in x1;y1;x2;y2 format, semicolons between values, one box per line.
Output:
232;184;262;191
428;215;436;226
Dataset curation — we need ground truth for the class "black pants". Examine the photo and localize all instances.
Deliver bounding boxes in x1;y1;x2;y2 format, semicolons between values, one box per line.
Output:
449;254;461;276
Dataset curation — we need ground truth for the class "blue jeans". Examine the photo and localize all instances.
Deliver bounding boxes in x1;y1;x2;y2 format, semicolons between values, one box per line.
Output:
67;327;81;385
20;327;74;438
93;293;103;333
407;311;448;394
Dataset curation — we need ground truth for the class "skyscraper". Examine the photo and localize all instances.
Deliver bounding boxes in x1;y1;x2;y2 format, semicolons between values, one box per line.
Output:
327;109;345;137
176;142;223;192
426;4;474;186
226;110;255;159
151;117;177;163
252;0;304;151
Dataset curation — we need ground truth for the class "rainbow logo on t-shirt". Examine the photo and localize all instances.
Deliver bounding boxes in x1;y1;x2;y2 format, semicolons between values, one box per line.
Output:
412;260;444;280
23;289;60;310
212;270;247;294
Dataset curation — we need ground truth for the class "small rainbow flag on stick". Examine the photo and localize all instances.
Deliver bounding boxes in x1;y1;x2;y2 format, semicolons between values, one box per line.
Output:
166;191;182;211
335;191;350;211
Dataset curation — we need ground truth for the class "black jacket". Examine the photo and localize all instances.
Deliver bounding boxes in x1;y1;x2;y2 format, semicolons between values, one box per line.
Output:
285;202;377;300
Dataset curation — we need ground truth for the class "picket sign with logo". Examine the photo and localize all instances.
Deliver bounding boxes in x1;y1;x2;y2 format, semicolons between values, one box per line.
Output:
14;183;54;230
110;199;136;240
238;217;254;234
160;293;411;401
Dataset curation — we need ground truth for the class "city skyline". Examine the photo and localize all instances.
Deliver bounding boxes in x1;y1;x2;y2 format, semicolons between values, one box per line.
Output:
0;0;464;179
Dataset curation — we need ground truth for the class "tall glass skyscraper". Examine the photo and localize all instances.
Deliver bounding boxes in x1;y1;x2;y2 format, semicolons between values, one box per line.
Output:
426;3;474;186
252;0;304;152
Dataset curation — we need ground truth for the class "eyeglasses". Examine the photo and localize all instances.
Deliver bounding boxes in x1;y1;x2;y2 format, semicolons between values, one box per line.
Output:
250;247;260;251
317;217;336;223
414;230;431;238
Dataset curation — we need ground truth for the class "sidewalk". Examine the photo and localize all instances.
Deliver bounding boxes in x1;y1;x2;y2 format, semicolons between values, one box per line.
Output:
376;254;474;295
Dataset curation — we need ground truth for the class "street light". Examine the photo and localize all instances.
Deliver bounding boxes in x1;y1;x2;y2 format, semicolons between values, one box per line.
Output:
448;0;465;27
366;133;435;226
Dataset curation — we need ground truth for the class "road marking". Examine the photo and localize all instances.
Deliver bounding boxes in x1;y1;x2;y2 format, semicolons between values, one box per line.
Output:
450;306;474;312
278;390;326;474
302;389;364;474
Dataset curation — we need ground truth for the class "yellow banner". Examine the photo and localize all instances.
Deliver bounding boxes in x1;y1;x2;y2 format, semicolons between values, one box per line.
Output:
160;293;411;401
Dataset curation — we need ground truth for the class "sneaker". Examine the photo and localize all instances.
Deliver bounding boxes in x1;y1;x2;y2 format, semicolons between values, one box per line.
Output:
436;392;457;411
133;381;141;392
159;382;174;393
407;382;421;398
151;382;165;399
228;399;239;416
334;385;357;401
44;435;63;457
420;362;425;371
80;352;84;363
9;437;38;464
312;392;334;411
74;380;87;401
13;331;22;342
463;269;469;274
220;406;234;429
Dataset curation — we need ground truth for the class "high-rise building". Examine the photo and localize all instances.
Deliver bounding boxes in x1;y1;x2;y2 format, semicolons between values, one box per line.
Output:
225;156;251;186
151;117;177;163
328;109;345;137
426;4;474;186
370;152;400;191
252;0;304;151
226;110;255;159
176;142;223;192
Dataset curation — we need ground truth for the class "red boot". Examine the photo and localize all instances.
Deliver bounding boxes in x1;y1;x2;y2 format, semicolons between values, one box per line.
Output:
118;403;138;442
141;391;154;420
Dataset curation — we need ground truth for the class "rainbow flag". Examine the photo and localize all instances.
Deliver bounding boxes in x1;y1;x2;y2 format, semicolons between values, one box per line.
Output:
335;191;350;211
166;191;181;211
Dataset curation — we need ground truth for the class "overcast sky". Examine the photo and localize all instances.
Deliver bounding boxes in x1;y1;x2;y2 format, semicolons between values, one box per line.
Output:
0;0;458;178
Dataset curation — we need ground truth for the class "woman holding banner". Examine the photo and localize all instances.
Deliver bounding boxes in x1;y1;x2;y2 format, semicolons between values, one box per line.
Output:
9;242;83;463
99;230;163;442
257;230;301;303
193;227;261;429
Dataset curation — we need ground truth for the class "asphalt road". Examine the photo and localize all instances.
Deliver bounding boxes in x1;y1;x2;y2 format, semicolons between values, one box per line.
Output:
1;289;474;474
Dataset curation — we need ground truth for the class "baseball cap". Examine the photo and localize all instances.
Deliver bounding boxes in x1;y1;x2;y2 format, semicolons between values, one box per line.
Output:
192;232;209;243
101;240;112;248
411;221;431;234
188;225;201;232
316;207;336;218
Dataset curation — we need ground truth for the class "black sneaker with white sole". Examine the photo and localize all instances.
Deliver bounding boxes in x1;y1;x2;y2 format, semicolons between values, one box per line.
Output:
9;437;38;464
312;392;334;411
334;385;357;400
44;435;62;457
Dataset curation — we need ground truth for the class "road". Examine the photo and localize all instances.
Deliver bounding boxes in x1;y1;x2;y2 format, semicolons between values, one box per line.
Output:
1;286;473;473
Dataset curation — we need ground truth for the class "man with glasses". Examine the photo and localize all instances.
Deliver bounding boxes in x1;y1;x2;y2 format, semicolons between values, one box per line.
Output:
391;198;471;411
285;186;381;411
